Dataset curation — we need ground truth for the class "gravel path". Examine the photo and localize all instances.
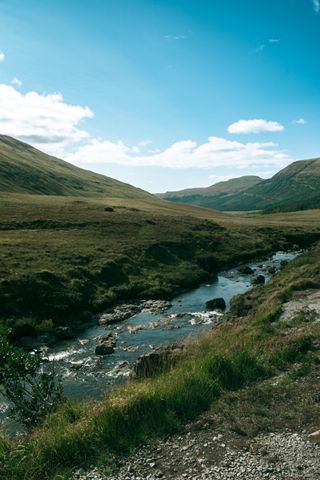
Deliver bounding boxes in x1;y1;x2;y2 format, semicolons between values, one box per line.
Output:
73;427;320;480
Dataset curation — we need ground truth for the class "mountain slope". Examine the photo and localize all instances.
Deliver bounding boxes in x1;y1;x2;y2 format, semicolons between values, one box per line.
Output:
158;176;263;208
216;158;320;211
160;159;320;212
0;135;151;199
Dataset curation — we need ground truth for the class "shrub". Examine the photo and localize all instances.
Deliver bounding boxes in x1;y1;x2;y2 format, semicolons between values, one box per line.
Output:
0;338;64;430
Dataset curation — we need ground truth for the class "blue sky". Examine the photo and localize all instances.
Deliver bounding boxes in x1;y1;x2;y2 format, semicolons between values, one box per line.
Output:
0;0;319;192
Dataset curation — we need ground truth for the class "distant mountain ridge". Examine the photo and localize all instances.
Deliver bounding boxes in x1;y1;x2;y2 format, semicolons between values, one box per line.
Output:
159;175;262;199
158;175;263;209
160;158;320;212
0;135;151;199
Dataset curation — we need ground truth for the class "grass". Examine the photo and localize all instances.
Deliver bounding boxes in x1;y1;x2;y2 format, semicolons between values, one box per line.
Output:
1;191;320;342
162;157;320;213
0;135;151;199
1;242;320;479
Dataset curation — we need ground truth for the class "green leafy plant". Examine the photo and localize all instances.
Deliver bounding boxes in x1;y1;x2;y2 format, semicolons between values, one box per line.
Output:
0;338;64;430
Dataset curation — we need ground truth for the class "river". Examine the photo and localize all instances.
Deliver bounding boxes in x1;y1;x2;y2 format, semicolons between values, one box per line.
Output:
0;251;298;434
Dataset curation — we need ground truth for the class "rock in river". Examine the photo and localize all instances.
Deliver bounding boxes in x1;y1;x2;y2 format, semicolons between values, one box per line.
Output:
95;333;116;356
206;297;226;311
252;274;265;285
95;344;114;356
99;304;141;326
238;265;255;275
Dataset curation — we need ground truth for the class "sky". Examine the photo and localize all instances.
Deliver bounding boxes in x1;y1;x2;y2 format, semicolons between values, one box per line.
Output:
0;0;319;193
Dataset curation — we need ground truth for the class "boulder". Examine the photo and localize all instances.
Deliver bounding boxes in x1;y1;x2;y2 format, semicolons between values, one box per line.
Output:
238;266;255;275
251;274;265;285
95;343;114;355
267;267;276;275
206;297;226;311
131;344;184;379
95;333;116;355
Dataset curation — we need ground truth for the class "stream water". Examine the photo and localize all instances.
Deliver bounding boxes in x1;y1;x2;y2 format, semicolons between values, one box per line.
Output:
0;251;298;434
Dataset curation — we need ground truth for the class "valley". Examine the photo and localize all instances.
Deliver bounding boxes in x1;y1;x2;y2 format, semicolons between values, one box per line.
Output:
1;2;320;479
0;137;320;480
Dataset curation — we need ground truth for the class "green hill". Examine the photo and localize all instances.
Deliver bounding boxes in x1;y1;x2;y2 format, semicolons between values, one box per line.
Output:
0;135;151;199
159;176;262;204
160;159;320;212
218;158;320;212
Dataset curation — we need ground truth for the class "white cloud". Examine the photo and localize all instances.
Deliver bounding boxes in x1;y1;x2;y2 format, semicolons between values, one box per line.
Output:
293;118;307;125
0;83;93;155
313;0;320;13
66;136;292;170
0;82;293;175
0;52;5;62
228;119;285;134
254;44;265;53
11;77;22;87
165;35;187;41
254;39;280;53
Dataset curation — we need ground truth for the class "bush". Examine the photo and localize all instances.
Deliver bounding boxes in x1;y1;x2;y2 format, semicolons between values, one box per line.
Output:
0;338;64;430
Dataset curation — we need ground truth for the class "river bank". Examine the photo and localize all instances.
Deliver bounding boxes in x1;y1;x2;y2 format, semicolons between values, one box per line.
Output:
2;191;320;346
74;285;320;480
0;251;298;435
1;242;319;479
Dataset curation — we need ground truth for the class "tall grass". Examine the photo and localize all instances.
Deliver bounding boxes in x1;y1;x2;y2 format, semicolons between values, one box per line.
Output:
1;244;319;479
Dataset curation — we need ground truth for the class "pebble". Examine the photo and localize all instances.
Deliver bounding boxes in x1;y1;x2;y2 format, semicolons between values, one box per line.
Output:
72;430;320;480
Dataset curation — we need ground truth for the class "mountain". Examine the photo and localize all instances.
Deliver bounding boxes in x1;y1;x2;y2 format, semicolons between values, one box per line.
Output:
158;176;263;208
0;135;151;199
214;158;320;212
159;158;320;212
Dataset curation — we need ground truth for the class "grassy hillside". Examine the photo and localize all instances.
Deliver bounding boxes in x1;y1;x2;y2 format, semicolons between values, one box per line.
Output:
159;175;262;199
264;192;320;213
161;158;320;212
1;192;320;342
1;240;319;479
219;158;320;211
0;135;151;199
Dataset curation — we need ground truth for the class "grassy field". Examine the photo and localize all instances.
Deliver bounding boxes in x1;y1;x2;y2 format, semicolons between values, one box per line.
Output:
1;192;320;341
1;236;319;479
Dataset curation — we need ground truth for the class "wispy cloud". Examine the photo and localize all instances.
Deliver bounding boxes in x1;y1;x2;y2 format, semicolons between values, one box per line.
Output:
165;34;187;41
228;119;285;134
0;51;5;62
254;44;265;53
11;77;22;87
293;118;307;125
313;0;320;14
254;38;280;53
